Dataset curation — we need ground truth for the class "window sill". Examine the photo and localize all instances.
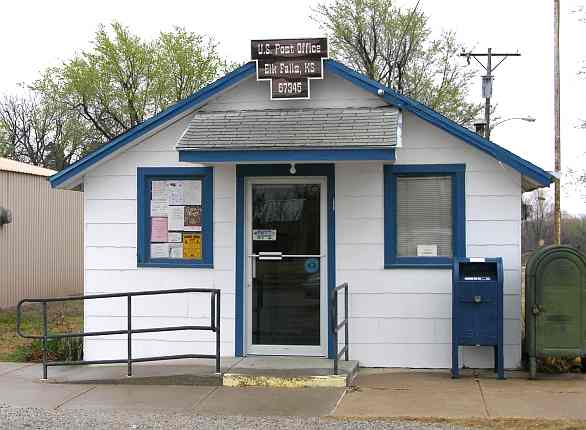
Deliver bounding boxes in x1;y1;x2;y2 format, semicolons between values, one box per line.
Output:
384;257;454;269
138;261;213;269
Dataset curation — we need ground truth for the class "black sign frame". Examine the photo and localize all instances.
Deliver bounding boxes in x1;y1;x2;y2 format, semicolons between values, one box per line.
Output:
251;38;328;100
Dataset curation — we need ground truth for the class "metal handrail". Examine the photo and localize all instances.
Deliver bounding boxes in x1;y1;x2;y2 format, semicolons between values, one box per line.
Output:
17;288;220;380
331;282;349;374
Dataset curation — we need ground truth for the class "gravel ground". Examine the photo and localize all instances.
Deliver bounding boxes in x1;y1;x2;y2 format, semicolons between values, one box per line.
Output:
0;404;470;430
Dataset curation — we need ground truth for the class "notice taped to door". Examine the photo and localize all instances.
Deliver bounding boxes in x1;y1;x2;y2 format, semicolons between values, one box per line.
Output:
253;229;277;241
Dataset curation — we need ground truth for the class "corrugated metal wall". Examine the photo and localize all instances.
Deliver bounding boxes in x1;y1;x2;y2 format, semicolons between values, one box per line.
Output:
0;171;83;308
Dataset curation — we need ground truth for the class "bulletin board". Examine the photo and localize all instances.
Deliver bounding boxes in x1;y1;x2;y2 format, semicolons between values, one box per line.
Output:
148;179;203;260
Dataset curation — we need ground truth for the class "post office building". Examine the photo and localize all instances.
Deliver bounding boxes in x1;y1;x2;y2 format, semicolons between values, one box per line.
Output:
49;51;554;370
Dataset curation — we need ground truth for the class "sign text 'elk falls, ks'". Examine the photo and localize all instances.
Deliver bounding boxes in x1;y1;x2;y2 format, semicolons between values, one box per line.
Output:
251;38;328;100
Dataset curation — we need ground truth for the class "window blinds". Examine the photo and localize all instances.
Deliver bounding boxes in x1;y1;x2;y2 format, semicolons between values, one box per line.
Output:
396;176;453;257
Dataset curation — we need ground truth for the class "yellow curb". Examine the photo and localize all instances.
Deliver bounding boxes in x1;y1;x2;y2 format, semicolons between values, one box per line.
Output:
223;373;348;388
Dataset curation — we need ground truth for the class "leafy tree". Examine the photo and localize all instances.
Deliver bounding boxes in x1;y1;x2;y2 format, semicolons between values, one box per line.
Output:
33;22;231;152
314;0;481;125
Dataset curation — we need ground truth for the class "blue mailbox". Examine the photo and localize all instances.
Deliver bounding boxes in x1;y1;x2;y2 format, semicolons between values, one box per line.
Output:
451;257;504;379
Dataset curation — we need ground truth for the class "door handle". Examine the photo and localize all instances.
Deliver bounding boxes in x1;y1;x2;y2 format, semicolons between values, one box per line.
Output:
532;304;544;315
258;251;283;260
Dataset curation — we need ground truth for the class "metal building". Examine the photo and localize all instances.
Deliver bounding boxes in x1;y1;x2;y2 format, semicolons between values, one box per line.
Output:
0;157;83;308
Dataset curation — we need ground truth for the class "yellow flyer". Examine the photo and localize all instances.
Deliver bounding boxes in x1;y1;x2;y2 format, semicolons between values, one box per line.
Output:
183;233;202;259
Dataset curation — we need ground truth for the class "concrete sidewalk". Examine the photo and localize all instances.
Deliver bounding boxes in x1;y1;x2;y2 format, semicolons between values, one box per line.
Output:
2;362;586;423
335;368;586;421
0;362;344;416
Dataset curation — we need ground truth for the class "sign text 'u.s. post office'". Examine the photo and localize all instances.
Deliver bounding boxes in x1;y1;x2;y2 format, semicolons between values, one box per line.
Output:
251;38;328;100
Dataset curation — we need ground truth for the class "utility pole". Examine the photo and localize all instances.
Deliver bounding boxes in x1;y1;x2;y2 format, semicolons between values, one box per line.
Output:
460;49;521;140
553;0;561;244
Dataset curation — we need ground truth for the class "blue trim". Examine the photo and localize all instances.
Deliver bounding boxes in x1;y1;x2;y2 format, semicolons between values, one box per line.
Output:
234;164;336;358
49;63;256;188
325;60;554;187
179;148;395;163
137;167;213;268
384;164;466;269
50;58;552;189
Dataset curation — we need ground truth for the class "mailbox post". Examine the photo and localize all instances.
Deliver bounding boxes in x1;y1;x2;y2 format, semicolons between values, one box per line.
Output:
452;257;504;379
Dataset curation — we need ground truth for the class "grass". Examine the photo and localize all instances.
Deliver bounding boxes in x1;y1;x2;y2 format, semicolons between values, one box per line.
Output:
0;301;83;362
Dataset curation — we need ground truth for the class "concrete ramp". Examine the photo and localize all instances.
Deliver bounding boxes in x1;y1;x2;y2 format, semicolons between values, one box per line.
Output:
41;356;358;388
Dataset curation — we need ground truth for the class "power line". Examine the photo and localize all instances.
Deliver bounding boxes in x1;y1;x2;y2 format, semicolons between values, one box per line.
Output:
460;48;521;140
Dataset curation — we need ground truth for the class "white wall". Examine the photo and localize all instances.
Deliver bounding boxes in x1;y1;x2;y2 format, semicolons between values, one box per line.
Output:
83;113;237;360
336;112;522;369
82;70;522;368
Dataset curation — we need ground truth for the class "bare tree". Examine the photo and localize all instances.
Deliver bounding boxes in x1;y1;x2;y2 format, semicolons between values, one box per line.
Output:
0;92;89;170
522;190;553;253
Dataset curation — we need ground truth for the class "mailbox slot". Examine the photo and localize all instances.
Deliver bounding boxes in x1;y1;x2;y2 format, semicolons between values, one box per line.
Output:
458;262;498;281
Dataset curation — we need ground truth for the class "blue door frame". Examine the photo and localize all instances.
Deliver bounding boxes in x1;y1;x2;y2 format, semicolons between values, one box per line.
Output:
234;164;336;358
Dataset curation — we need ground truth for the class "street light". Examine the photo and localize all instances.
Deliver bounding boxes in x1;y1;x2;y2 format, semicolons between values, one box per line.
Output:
474;116;536;136
491;116;536;129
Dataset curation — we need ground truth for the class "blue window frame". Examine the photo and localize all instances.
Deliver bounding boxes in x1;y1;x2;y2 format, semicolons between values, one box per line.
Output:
137;167;213;268
384;164;466;269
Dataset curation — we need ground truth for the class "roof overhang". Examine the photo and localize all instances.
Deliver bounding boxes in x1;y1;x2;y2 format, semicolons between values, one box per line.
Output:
49;62;257;189
179;148;395;163
49;59;553;192
324;61;555;191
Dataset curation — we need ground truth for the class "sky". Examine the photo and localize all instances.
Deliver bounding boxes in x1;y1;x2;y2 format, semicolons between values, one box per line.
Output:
1;0;585;214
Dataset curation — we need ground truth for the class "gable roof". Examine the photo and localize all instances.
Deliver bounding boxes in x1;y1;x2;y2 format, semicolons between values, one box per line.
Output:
49;59;554;190
324;61;554;189
49;62;256;189
176;107;401;150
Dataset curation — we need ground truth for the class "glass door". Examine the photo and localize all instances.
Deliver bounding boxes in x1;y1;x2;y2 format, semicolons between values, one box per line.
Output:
246;177;326;356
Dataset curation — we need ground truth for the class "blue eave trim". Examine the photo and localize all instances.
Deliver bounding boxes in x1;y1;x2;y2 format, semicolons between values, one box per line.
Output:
179;148;395;163
51;57;552;189
384;164;466;269
137;166;214;268
325;60;554;187
49;62;256;189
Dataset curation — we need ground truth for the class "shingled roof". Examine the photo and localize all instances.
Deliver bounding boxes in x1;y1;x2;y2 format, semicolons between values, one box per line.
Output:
176;107;401;150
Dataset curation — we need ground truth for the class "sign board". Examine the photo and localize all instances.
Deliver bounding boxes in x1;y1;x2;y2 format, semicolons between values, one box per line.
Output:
417;244;438;257
251;38;328;100
253;229;277;241
183;233;202;259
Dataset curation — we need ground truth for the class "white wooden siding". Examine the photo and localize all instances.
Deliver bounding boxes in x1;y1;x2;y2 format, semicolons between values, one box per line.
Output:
201;74;388;112
83;111;237;360
335;112;522;369
82;71;523;369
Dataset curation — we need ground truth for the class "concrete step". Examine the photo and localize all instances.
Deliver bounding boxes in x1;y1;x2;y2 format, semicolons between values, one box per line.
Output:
223;357;359;388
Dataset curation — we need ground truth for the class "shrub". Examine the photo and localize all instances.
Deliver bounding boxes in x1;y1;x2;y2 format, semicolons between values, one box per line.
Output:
537;356;582;374
11;337;83;363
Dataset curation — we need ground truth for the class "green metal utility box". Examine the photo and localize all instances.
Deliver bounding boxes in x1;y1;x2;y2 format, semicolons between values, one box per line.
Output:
525;245;586;378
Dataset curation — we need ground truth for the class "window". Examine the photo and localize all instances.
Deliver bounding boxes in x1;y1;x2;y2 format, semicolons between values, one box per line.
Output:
384;164;465;268
137;167;213;268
